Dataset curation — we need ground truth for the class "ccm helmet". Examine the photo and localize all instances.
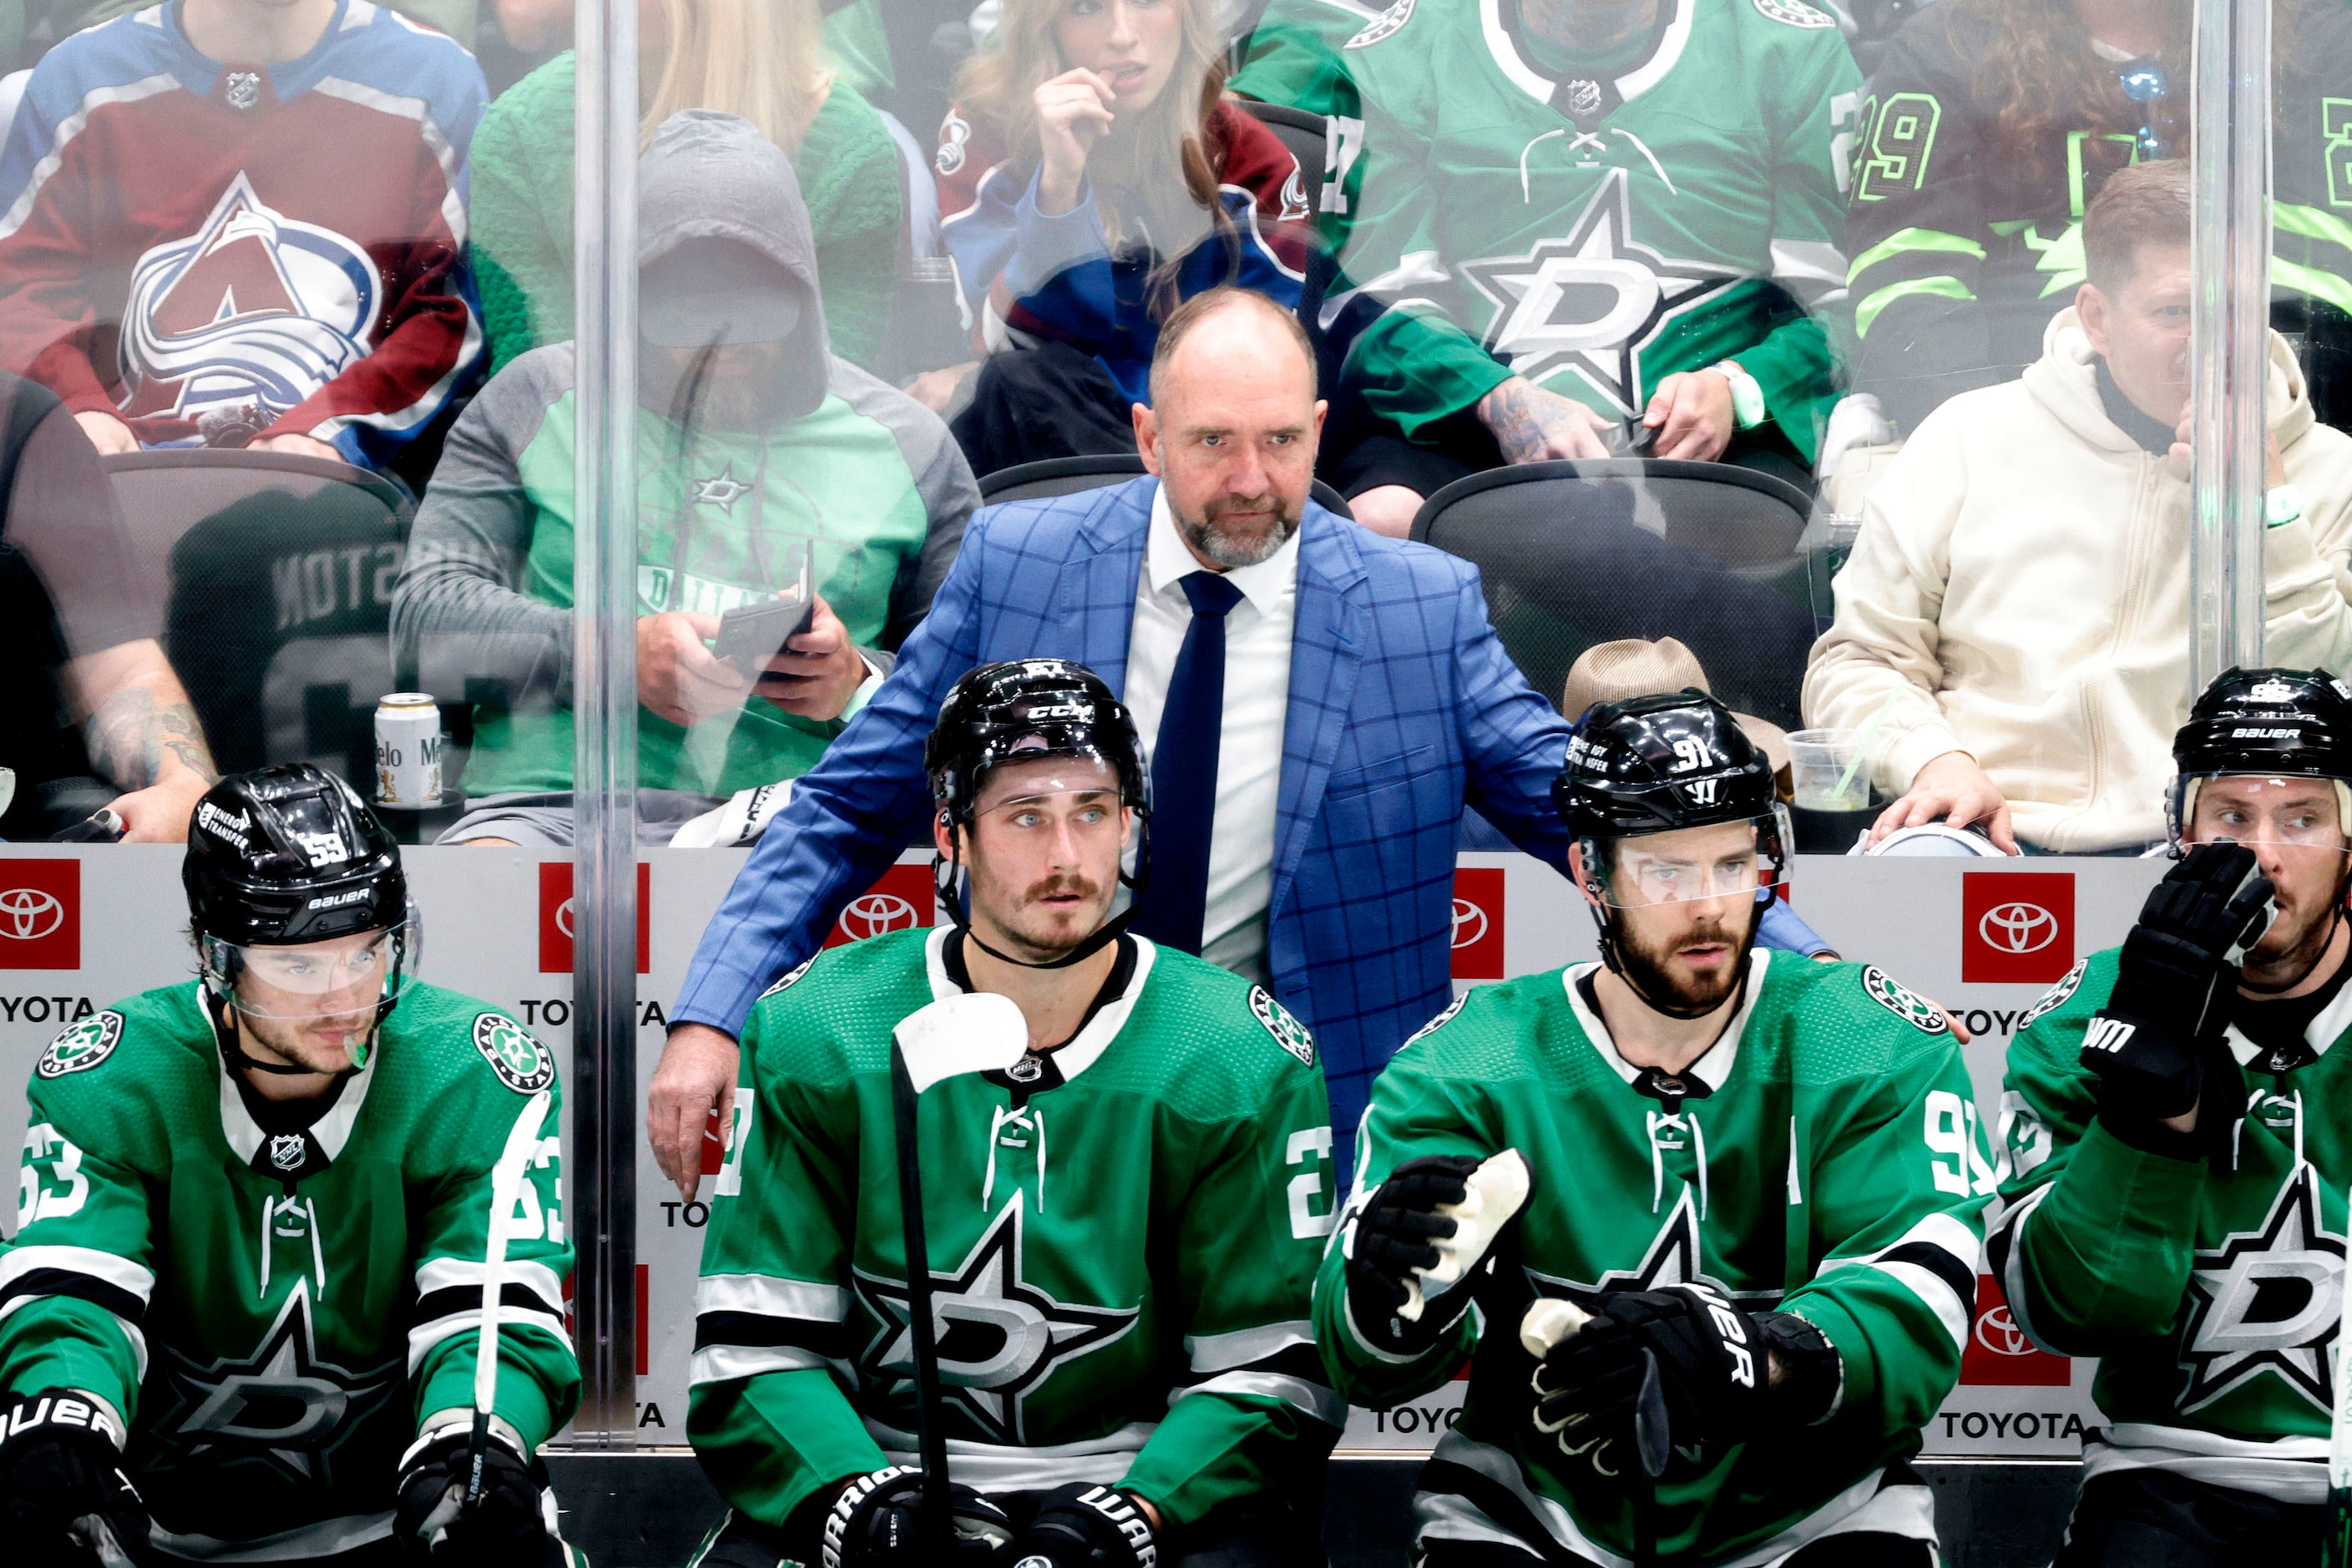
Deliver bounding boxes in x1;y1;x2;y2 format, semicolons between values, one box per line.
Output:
2167;667;2352;852
185;765;414;1069
926;660;1148;969
1557;690;1791;1014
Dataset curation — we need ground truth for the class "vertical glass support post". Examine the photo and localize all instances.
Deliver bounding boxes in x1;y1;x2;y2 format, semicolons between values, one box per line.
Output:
567;0;640;1446
2188;0;2271;692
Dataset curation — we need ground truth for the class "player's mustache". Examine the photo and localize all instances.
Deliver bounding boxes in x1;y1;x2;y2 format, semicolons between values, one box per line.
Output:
1024;874;1103;906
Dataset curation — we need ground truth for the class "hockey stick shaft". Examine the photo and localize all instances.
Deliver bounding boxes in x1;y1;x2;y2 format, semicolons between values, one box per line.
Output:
890;1050;953;1545
468;1088;554;1506
2329;1185;2352;1567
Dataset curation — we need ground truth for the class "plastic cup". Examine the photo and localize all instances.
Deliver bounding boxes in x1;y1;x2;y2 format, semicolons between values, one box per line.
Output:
1787;728;1870;812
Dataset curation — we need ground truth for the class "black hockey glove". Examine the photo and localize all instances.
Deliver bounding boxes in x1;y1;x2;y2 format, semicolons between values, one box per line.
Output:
1344;1155;1488;1355
820;1467;1013;1566
1530;1287;1839;1470
0;1389;148;1568
1009;1483;1159;1568
394;1425;555;1566
2081;843;2272;1139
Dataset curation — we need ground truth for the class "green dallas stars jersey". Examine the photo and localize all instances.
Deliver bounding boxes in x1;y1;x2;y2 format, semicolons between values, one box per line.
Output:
0;982;578;1562
1993;948;2352;1502
686;929;1342;1540
1317;951;1993;1563
1238;0;1861;460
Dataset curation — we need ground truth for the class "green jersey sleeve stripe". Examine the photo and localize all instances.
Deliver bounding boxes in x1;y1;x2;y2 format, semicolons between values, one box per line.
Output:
1847;225;1988;282
414;1256;565;1318
690;1343;842;1384
1855;275;1975;337
0;1245;154;1303
1171;1370;1345;1427
1185;1321;1316;1373
407;1307;571;1376
694;1273;849;1322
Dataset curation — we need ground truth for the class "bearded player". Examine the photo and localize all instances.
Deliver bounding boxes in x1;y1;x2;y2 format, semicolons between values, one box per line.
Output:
687;659;1341;1568
1318;690;1992;1565
0;764;579;1567
1994;667;2352;1564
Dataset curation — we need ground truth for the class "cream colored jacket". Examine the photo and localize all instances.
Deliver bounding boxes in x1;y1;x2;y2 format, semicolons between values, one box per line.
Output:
1803;310;2352;852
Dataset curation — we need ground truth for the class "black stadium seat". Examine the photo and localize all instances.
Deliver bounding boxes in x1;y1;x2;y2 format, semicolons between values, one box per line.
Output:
104;450;413;786
1236;98;1329;189
1409;458;1821;728
979;453;1355;518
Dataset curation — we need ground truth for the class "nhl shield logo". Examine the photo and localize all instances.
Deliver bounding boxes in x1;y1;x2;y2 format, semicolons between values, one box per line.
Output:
269;1133;307;1172
225;72;263;110
1862;966;1950;1034
1565;79;1605;119
1250;988;1317;1066
473;1014;554;1095
37;1011;123;1079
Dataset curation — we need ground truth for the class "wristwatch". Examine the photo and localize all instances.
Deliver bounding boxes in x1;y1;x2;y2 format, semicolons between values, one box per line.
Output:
1712;360;1766;431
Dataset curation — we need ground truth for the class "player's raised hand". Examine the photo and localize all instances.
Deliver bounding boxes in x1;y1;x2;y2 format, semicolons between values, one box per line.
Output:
821;1467;1011;1565
394;1426;554;1566
1034;68;1119;215
0;1391;149;1568
2081;842;2272;1135
1345;1151;1529;1353
1476;377;1615;463
1528;1286;1838;1470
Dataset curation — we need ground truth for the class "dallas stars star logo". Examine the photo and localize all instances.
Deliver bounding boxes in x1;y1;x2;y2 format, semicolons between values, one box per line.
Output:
2178;1172;2346;1415
853;1201;1137;1444
1524;1188;1778;1308
690;464;753;514
1458;169;1734;416
151;1284;399;1486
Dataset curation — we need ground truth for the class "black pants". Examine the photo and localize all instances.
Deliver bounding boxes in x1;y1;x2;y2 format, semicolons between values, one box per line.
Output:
694;1502;1299;1568
2053;1469;2322;1567
1419;1530;1936;1567
949;341;1136;479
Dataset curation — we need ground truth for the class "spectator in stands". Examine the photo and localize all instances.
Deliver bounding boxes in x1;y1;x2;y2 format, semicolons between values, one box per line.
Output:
1235;0;1859;538
1805;160;2352;854
912;0;1313;476
646;285;1840;1201
484;0;897;98
31;0;478;48
0;372;218;841
469;0;902;374
1844;0;2352;445
0;0;484;473
393;112;974;847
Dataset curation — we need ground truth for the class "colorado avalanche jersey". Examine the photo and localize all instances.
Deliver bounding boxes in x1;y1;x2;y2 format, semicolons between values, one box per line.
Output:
0;0;487;469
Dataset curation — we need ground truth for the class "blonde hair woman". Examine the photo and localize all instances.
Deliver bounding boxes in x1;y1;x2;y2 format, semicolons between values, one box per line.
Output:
928;0;1313;473
468;0;902;371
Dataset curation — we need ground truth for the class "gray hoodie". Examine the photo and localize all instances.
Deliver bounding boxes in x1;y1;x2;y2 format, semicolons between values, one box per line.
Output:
393;112;976;742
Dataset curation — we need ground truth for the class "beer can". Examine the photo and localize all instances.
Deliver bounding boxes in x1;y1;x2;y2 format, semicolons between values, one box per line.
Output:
374;693;443;808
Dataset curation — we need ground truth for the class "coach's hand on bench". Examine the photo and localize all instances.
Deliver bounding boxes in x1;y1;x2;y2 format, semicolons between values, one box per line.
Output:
650;1021;741;1200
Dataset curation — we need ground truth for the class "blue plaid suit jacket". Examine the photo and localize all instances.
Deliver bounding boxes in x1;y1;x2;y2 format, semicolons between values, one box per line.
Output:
674;475;1574;1151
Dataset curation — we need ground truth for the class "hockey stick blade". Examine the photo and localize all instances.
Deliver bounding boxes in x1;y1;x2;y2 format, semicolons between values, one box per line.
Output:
893;992;1029;1093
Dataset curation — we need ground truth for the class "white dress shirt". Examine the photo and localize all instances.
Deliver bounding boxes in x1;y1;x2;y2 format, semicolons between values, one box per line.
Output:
1122;484;1298;984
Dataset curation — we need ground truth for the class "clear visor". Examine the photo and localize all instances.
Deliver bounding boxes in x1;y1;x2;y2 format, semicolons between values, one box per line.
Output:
202;919;418;1019
2177;775;2352;854
1581;809;1792;910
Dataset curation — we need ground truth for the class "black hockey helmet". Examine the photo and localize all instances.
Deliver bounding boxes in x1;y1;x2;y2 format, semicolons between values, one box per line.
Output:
1556;690;1783;838
927;660;1148;825
925;660;1148;970
185;764;407;945
2168;667;2352;850
185;766;415;1067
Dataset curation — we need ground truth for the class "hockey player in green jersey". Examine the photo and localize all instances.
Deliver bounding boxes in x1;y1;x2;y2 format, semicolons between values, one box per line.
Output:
0;764;580;1568
1318;690;1993;1565
686;659;1342;1567
1234;0;1862;534
1992;666;2352;1564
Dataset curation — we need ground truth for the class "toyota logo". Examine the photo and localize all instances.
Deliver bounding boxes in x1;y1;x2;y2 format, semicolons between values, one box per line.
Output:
0;888;63;941
1974;1305;2034;1357
841;893;919;940
1451;898;1489;949
554;897;575;939
1978;903;2056;954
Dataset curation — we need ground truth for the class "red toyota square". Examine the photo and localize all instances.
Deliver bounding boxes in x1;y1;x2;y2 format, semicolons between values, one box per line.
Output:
1960;1273;2071;1385
0;858;78;969
1962;871;2075;984
1451;867;1506;980
827;863;936;948
538;861;651;974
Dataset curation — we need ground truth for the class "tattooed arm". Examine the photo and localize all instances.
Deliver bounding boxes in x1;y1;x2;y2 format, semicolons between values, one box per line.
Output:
1474;377;1616;463
63;640;218;842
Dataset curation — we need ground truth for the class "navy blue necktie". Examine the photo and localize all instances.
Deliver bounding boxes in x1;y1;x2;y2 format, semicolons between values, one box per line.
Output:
1136;570;1246;954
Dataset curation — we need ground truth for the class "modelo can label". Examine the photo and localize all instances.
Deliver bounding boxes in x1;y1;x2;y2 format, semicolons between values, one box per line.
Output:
375;693;442;807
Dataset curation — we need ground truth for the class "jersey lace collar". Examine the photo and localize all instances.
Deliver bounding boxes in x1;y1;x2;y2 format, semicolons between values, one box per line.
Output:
211;989;379;1174
1560;948;1770;1093
922;927;1158;1087
2223;954;2352;1075
1482;0;1695;114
